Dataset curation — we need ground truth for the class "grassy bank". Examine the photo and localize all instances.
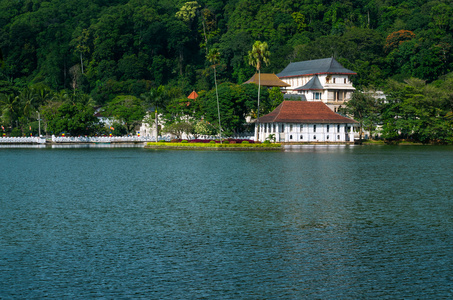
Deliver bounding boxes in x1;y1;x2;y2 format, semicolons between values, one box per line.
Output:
145;141;282;150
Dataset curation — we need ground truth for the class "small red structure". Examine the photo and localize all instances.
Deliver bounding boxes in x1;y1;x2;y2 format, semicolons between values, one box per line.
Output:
187;90;198;100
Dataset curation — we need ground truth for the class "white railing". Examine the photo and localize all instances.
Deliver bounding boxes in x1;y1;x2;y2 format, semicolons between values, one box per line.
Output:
0;134;255;144
0;137;46;144
51;135;158;143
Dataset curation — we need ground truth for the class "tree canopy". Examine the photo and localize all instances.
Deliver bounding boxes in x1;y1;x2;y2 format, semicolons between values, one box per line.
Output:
0;0;453;141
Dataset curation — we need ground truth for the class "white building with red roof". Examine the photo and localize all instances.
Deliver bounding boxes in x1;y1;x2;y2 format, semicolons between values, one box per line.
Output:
255;101;357;143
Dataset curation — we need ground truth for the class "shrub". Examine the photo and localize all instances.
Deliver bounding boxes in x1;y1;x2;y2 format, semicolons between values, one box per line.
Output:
159;139;166;142
223;141;229;144
209;140;216;144
263;140;271;144
181;140;188;143
241;141;250;144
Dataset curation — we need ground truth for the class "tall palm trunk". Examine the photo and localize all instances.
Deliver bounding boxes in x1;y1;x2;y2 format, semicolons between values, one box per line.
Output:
257;69;261;140
155;104;159;143
214;66;222;143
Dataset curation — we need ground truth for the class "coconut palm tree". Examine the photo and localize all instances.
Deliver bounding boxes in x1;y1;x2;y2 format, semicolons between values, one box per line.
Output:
18;88;38;121
207;48;222;142
0;93;19;128
142;86;166;141
248;41;270;139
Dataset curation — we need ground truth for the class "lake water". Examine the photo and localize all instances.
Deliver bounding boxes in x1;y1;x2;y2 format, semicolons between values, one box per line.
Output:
1;145;452;299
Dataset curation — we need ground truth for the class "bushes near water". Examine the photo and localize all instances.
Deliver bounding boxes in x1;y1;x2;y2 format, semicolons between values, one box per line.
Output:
146;141;281;149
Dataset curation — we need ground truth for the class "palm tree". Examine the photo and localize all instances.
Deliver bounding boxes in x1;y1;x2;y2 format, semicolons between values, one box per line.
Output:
142;86;166;142
18;88;38;120
0;93;19;128
248;41;270;140
207;48;222;142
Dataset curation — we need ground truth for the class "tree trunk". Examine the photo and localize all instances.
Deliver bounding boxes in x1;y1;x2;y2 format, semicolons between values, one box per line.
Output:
80;53;84;74
257;69;261;140
155;105;159;143
214;66;222;143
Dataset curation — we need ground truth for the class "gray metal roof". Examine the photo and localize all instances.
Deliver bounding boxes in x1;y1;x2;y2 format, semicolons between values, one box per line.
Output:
277;57;356;78
283;94;307;101
294;75;323;90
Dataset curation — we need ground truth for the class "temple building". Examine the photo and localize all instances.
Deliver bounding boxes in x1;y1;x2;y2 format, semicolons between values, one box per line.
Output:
255;101;357;143
277;58;357;112
243;73;291;87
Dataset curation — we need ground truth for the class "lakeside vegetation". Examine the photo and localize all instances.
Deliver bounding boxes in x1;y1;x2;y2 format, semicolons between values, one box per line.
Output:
145;140;282;150
1;0;452;143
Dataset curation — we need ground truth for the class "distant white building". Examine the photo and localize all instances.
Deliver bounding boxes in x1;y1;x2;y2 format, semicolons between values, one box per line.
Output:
277;58;357;112
255;101;357;143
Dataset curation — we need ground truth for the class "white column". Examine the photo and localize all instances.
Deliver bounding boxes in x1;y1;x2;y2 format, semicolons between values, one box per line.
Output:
254;124;258;141
350;124;354;142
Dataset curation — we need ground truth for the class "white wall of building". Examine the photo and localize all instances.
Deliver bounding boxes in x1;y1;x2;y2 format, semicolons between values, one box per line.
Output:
256;122;355;143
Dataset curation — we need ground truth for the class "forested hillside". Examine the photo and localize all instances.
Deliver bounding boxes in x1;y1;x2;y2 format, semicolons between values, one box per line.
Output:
1;0;452;93
0;0;452;141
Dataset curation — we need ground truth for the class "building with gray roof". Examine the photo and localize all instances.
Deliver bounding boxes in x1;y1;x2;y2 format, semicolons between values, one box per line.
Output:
277;58;357;112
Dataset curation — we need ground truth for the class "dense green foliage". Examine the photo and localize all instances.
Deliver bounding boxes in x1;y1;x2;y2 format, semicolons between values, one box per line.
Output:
345;75;453;144
0;0;452;139
1;0;452;93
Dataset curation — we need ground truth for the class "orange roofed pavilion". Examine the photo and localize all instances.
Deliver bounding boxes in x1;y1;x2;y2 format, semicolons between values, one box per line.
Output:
187;90;198;99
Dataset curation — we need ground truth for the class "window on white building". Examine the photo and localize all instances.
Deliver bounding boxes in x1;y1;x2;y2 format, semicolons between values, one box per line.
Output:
313;135;316;140
300;124;303;131
290;135;293;140
327;125;330;132
300;135;303;139
313;125;316;132
290;124;293;131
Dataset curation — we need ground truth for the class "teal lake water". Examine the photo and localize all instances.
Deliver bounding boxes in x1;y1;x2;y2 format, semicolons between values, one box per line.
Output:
1;145;452;298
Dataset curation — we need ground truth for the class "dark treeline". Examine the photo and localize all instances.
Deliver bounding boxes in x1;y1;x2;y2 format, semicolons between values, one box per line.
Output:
0;0;452;141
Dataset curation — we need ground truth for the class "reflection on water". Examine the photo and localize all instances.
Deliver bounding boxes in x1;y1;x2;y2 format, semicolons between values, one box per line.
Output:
0;146;452;298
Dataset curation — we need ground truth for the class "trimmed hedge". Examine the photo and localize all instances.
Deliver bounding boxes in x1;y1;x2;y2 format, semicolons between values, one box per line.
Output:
146;142;282;148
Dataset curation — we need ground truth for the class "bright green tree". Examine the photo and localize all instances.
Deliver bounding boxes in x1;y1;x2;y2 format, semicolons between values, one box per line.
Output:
248;41;270;137
207;48;222;141
141;86;167;139
105;95;146;134
344;91;380;140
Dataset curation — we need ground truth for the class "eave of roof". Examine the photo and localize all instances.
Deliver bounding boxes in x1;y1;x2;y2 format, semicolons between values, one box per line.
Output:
244;73;291;87
294;75;324;91
277;57;357;78
258;101;357;124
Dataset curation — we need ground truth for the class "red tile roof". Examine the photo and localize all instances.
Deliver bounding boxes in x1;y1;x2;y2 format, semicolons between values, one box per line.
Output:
187;90;198;99
258;101;357;124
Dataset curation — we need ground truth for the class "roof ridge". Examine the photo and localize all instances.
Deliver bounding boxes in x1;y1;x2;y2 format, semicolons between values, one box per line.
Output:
274;101;285;122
